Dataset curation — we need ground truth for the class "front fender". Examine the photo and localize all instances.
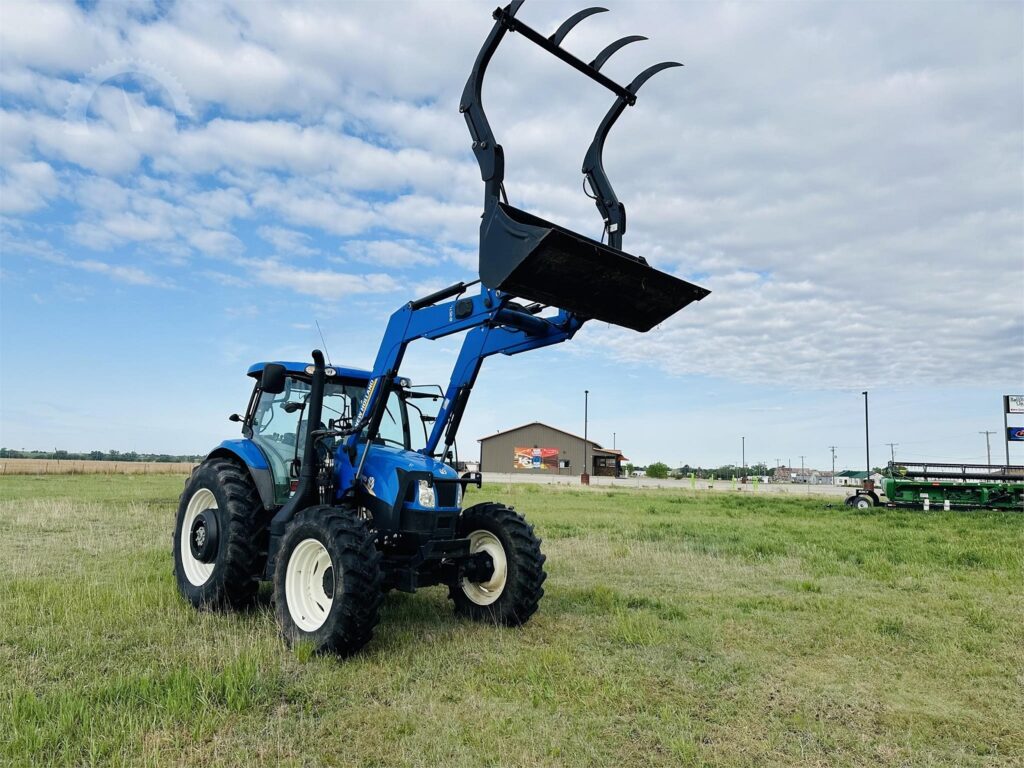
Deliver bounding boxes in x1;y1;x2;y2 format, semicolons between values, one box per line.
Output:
208;440;276;510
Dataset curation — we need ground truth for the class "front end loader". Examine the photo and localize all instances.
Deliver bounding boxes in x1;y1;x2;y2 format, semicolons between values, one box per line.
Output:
173;1;709;656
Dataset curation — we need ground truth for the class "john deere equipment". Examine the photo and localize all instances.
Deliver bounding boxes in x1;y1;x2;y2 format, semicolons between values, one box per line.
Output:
174;1;709;655
846;461;1024;511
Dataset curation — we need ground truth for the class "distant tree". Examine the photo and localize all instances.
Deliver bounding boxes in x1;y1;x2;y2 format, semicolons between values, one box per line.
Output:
624;463;635;475
646;462;670;479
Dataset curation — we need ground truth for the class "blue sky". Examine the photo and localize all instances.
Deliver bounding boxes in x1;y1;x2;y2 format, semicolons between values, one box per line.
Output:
1;0;1022;469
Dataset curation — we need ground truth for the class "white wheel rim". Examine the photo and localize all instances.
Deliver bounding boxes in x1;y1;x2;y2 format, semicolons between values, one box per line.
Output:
180;488;216;586
285;538;335;632
461;530;508;606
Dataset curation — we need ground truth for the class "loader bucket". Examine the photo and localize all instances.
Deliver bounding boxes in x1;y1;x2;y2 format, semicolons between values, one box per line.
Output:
480;203;709;332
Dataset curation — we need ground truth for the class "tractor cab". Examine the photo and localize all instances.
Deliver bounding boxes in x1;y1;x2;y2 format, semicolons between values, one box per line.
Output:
239;362;460;513
242;361;371;505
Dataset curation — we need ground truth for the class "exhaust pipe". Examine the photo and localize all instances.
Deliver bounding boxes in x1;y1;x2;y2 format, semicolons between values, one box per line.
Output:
265;349;326;579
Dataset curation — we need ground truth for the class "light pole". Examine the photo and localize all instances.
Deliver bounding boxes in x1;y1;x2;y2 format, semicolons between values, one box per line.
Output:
800;455;805;483
741;436;746;479
613;432;616;450
582;390;589;485
830;445;836;485
862;391;870;475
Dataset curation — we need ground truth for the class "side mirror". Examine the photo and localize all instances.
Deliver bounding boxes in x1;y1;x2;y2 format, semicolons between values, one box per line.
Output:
228;413;242;422
261;363;287;395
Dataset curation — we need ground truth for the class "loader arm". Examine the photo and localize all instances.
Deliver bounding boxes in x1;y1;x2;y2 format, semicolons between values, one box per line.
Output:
338;283;583;492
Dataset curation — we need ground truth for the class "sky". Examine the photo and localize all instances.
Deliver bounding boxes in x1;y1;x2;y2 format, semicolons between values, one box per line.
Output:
0;0;1022;470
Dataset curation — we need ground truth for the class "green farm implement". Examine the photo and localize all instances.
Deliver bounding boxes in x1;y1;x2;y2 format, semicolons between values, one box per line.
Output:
846;461;1024;511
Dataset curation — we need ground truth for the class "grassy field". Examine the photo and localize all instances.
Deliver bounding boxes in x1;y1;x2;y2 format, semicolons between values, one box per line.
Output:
1;475;1021;767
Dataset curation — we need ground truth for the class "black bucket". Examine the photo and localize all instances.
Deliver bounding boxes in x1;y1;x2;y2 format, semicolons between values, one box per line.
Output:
480;203;709;332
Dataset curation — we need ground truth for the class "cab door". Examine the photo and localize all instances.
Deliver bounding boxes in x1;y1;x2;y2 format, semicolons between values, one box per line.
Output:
250;376;311;504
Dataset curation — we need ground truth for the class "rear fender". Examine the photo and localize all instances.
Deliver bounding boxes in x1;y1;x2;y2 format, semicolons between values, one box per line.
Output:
208;440;276;511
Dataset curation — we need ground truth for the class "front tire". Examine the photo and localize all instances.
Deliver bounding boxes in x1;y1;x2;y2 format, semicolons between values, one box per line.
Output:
449;502;546;626
274;508;383;656
173;457;269;610
853;494;875;509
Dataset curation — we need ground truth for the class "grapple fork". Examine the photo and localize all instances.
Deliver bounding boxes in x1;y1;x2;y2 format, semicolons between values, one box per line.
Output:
462;1;709;332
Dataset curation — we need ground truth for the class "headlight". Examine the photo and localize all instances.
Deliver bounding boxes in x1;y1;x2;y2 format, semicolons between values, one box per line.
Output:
454;482;463;509
417;479;436;508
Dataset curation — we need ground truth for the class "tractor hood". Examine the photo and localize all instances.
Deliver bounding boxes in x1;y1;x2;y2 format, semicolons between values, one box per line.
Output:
352;444;461;511
365;444;459;479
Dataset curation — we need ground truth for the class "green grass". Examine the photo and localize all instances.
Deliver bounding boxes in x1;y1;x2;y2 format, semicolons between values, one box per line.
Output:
1;475;1021;766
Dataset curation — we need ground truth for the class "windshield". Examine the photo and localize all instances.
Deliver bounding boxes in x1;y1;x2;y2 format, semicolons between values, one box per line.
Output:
403;386;444;452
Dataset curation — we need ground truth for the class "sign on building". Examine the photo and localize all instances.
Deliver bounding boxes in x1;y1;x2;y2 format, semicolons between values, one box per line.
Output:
514;446;558;470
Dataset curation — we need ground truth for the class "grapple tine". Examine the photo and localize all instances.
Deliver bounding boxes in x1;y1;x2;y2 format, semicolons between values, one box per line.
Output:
626;61;683;92
589;35;647;72
581;61;683;249
549;7;608;47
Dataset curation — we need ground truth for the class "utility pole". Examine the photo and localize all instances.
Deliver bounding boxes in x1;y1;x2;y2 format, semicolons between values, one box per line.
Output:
613;432;616;450
979;431;995;466
583;390;589;484
800;455;805;483
741;436;746;478
885;442;898;465
829;446;836;485
862;391;870;474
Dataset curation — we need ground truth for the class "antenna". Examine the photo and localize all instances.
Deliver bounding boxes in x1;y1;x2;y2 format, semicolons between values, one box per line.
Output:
315;320;332;366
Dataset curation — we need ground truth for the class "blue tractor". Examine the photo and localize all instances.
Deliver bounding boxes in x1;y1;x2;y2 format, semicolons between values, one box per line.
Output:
173;1;709;655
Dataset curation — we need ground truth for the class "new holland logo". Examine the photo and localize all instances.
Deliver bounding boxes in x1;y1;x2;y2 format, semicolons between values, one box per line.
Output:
357;378;378;420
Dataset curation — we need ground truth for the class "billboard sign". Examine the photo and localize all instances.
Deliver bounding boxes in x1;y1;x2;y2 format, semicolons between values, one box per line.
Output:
1007;427;1024;442
514;446;559;470
1006;395;1024;414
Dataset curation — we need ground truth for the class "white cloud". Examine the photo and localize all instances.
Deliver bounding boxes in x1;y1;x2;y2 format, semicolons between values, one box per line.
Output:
188;229;242;256
0;161;59;213
257;225;317;257
0;0;1019;394
341;239;437;269
247;258;400;299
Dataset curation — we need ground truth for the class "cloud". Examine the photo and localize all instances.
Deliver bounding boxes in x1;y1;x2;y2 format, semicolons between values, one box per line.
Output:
0;161;59;213
0;0;1019;395
341;239;437;268
8;238;165;287
247;258;400;299
257;225;317;257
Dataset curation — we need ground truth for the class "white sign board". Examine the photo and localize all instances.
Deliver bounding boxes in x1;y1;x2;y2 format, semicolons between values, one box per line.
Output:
1007;395;1024;414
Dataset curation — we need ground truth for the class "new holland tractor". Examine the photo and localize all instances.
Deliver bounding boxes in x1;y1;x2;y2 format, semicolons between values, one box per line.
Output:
173;1;710;655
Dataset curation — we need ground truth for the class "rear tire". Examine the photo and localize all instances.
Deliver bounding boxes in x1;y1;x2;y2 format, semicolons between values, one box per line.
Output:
274;507;383;656
448;502;546;626
173;457;269;610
